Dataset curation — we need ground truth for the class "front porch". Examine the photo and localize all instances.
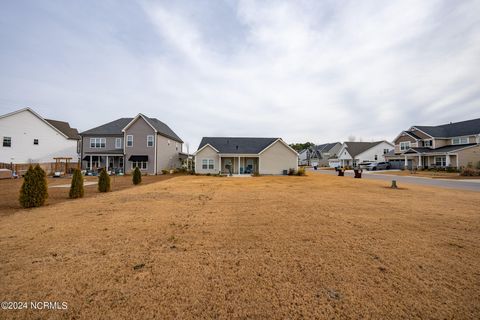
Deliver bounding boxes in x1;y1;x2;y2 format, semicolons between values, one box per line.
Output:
219;156;259;175
403;153;458;169
83;154;125;174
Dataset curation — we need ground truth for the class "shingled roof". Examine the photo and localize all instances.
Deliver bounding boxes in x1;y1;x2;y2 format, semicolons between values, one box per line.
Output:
80;115;183;143
413;118;480;138
45;119;80;140
344;141;386;157
197;137;279;154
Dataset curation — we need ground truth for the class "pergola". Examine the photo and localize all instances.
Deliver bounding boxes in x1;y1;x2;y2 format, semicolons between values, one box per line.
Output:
53;157;73;174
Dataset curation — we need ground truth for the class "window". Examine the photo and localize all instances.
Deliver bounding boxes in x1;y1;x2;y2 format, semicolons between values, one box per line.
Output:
452;137;468;145
90;138;106;148
176;142;179;151
131;161;147;170
3;136;11;147
147;135;154;147
115;138;122;149
202;159;214;170
374;155;378;160
400;141;410;151
127;135;133;147
33;139;39;145
435;156;446;167
383;149;389;154
422;140;432;147
167;139;171;146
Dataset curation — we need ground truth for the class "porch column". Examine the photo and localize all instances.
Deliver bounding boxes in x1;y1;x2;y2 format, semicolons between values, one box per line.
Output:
418;155;421;169
238;156;241;174
219;156;221;174
90;156;92;170
106;156;109;172
404;155;408;168
446;154;450;167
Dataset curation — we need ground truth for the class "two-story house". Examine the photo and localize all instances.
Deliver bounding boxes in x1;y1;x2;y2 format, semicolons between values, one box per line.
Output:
309;142;342;167
80;113;183;175
0;107;80;165
385;118;480;169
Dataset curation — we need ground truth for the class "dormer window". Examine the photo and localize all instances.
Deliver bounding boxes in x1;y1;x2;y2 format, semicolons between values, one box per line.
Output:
423;140;432;147
452;137;468;145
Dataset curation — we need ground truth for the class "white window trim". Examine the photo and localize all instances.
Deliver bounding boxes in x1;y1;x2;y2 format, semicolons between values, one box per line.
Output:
115;138;122;149
201;158;215;170
147;135;154;147
451;137;468;145
131;161;148;170
90;137;106;149
400;141;411;151
3;136;12;147
126;135;133;147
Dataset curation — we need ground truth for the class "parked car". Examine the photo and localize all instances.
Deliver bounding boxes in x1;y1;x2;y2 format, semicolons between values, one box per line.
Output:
366;161;391;171
358;161;374;169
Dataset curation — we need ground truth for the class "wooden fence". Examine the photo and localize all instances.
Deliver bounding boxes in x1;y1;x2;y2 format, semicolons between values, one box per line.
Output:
0;161;80;176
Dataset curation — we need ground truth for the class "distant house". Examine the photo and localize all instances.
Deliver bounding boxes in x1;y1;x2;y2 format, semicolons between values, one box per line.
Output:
80;113;184;174
0;107;80;164
329;141;394;168
385;118;480;169
194;137;298;175
298;142;341;166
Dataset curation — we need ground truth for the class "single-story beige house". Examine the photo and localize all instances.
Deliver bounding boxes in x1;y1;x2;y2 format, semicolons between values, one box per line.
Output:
194;137;298;175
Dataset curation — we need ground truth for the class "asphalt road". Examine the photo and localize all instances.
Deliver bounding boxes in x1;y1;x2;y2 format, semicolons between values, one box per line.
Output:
312;169;480;192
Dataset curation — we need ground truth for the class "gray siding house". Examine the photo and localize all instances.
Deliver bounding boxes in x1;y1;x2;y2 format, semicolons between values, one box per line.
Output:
80;114;183;175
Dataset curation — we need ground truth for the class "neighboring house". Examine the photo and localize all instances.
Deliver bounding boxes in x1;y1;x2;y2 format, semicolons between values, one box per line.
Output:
194;137;298;175
329;141;394;168
385;118;480;169
80;113;184;175
0;107;80;164
309;142;342;167
298;148;313;166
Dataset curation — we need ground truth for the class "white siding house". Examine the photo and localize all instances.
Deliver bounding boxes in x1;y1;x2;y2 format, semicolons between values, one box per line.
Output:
0;108;80;164
330;141;394;167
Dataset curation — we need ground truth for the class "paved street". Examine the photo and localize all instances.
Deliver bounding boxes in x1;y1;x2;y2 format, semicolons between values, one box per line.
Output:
312;169;480;192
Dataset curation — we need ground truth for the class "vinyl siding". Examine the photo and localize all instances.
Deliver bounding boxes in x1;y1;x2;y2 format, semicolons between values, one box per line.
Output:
457;145;480;168
124;117;156;174
195;145;220;174
259;140;298;175
156;134;182;172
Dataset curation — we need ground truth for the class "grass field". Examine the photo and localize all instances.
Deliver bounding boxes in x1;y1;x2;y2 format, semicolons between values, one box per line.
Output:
1;174;479;319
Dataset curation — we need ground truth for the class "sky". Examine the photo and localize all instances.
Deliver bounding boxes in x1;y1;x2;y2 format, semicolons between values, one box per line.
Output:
1;0;480;151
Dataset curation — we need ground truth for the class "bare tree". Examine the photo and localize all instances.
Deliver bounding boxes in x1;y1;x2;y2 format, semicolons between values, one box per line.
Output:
348;135;356;142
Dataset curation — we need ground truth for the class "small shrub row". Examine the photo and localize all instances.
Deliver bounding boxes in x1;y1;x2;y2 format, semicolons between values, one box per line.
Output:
460;167;480;176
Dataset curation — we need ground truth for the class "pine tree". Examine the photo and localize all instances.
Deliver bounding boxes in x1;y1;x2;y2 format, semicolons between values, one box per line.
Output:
98;168;111;192
69;168;84;198
132;167;142;185
19;164;48;208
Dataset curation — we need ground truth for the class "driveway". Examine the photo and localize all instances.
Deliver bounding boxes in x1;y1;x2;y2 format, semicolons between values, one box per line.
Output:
311;169;480;192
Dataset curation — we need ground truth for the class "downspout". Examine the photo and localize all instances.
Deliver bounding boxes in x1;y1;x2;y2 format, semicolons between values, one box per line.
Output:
154;133;157;175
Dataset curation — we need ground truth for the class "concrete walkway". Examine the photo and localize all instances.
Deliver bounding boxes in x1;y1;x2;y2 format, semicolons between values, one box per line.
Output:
311;169;480;192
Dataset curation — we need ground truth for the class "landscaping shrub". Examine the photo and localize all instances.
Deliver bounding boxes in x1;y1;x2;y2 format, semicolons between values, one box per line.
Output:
161;169;169;175
98;168;111;192
132;167;142;185
288;168;296;176
69;169;84;199
460;167;480;176
19;164;48;208
476;161;480;170
296;167;306;176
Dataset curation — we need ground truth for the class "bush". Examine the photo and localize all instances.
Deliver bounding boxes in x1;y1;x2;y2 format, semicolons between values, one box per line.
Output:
132;167;142;185
288;168;296;176
19;164;48;208
460;167;480;176
296;167;306;176
69;169;84;199
98;168;111;192
476;161;480;170
161;169;169;175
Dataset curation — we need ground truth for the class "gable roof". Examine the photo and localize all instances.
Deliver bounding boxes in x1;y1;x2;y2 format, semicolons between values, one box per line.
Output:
315;142;340;153
197;137;279;154
344;141;389;158
81;118;133;135
0;107;76;140
404;143;478;154
143;116;183;143
413;118;480;138
45;119;80;140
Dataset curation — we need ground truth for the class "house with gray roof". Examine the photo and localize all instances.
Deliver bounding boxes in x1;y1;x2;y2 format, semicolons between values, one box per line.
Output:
298;142;342;166
194;137;298;175
80;113;183;175
329;141;394;168
386;117;480;169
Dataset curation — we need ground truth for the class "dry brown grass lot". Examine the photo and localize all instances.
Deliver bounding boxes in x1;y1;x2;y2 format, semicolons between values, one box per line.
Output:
1;174;479;319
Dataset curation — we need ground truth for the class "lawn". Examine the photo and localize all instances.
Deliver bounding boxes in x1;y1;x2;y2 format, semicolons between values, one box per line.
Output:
375;170;476;179
0;174;479;319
